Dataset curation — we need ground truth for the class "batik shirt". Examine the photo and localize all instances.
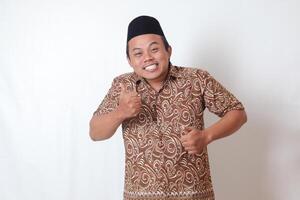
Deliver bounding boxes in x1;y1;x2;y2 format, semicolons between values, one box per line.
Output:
94;65;244;200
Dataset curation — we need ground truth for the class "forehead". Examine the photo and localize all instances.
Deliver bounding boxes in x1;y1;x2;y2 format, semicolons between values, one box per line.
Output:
128;34;164;50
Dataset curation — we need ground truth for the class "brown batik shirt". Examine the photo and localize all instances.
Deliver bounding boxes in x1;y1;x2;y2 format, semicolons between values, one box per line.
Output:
94;65;244;200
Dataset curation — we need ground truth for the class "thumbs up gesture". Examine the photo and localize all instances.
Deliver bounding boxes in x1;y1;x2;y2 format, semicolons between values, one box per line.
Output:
180;127;211;154
117;83;142;120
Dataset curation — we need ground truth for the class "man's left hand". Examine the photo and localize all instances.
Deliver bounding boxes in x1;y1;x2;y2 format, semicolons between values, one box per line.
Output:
180;127;212;154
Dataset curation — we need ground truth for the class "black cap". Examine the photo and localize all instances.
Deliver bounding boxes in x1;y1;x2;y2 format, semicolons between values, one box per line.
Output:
127;15;166;42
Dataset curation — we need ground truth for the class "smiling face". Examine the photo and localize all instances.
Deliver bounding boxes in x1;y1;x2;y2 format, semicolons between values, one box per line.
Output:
127;34;172;87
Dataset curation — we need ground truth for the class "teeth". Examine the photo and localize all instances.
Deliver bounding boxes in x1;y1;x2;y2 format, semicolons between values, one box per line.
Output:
145;64;157;71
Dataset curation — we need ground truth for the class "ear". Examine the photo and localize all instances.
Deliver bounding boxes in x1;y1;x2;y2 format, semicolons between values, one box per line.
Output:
127;56;133;68
167;46;172;57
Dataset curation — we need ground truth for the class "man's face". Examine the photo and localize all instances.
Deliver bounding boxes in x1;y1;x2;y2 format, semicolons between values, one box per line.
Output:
127;34;172;85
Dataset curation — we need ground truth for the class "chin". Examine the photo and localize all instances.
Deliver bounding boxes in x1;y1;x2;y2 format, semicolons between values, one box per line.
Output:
143;72;162;79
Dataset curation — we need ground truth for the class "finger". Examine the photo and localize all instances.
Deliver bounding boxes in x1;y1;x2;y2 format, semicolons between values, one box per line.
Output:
182;144;191;150
182;127;193;136
181;134;192;143
131;97;141;104
184;126;194;132
185;146;194;151
181;139;191;148
181;129;193;138
184;145;195;153
130;89;141;98
180;135;187;142
182;141;194;148
131;98;142;106
132;104;141;111
120;83;126;94
131;99;141;106
134;83;139;93
181;142;187;147
188;150;197;155
130;92;140;98
135;100;142;108
184;145;196;151
122;84;135;93
132;84;142;97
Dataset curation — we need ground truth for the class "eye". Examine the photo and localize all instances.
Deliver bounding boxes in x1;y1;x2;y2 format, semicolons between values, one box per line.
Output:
133;52;142;57
151;48;159;53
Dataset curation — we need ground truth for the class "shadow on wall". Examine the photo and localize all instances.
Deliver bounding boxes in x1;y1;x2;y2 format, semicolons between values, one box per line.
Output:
190;34;275;200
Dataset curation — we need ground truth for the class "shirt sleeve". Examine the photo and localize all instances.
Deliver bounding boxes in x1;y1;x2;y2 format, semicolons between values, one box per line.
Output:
93;77;122;116
198;70;244;117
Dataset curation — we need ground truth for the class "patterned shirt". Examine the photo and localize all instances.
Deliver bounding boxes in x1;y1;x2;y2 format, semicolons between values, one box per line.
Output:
94;65;244;200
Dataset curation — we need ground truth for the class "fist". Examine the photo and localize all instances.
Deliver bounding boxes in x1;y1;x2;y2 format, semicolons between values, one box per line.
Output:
180;127;210;154
118;83;142;119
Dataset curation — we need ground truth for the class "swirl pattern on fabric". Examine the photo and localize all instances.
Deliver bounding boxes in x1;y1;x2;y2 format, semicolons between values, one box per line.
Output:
94;66;244;200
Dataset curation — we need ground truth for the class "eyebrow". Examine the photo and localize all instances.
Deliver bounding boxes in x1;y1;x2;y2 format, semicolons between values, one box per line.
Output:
149;41;159;46
131;41;160;52
132;47;142;52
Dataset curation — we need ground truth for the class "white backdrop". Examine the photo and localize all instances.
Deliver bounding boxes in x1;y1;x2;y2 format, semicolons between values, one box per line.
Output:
1;0;299;200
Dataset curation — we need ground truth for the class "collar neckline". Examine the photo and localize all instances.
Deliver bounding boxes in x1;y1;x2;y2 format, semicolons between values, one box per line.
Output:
133;65;181;83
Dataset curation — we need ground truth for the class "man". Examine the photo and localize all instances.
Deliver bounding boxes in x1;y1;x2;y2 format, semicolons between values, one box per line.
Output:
90;15;247;200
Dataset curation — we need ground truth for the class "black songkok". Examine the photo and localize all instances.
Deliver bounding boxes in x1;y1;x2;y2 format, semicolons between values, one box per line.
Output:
127;15;166;42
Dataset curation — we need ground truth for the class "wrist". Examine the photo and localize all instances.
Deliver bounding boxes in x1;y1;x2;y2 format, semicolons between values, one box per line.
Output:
115;106;127;122
203;129;214;145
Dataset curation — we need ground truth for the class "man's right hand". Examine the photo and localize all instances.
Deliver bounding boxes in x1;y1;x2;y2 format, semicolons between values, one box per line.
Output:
89;83;142;141
117;83;142;120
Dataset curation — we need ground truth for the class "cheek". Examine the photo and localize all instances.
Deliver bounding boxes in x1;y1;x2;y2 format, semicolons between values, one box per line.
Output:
130;59;142;68
131;62;144;74
157;53;170;61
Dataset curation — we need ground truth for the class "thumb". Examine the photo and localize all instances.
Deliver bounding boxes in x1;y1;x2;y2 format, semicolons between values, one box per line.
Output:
133;84;141;97
120;83;126;94
184;126;194;132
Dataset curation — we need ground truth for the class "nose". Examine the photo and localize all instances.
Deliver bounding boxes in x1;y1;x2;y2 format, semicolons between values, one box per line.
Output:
143;51;154;63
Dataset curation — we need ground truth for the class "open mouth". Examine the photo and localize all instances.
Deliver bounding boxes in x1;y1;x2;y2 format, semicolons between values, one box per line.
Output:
143;63;158;72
